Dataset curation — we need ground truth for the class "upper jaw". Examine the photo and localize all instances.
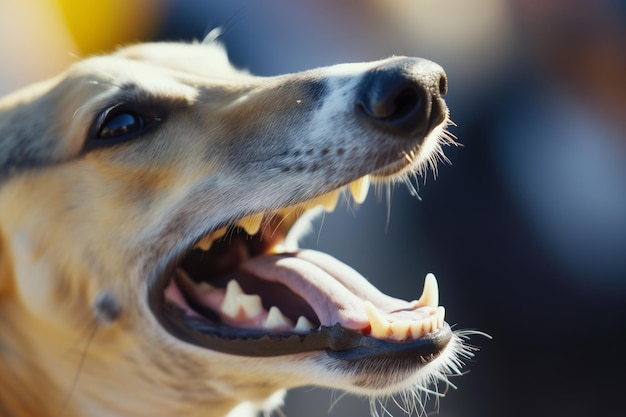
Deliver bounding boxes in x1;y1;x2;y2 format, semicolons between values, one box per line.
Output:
167;115;451;263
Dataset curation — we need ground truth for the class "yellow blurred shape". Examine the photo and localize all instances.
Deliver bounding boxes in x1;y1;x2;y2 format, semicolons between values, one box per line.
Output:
56;0;164;55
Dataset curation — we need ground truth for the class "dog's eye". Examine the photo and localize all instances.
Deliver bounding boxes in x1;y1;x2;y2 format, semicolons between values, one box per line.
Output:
98;111;145;138
86;104;164;150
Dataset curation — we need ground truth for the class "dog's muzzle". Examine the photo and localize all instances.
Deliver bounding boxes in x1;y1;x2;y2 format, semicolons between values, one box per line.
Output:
147;56;454;369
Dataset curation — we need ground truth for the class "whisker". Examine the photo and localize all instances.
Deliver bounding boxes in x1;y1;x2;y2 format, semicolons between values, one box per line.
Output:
385;181;393;231
328;390;351;413
358;329;488;417
56;320;99;417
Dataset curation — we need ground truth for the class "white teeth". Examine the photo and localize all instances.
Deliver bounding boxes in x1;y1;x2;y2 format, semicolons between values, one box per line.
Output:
389;320;411;339
349;175;370;204
238;213;264;235
212;227;228;240
195;235;214;251
409;307;446;338
409;320;426;338
436;306;445;329
263;306;293;330
365;285;446;341
221;280;263;319
310;189;341;212
240;294;263;318
417;273;439;308
194;227;227;251
294;316;316;333
364;301;390;338
221;280;245;318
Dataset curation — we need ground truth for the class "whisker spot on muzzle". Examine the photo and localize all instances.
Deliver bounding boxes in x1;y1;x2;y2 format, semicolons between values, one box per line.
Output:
94;291;122;324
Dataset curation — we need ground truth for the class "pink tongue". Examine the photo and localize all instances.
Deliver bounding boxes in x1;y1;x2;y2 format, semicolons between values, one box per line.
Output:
241;250;416;330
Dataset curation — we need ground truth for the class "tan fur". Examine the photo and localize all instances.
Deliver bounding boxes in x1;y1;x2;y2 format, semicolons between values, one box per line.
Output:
0;42;459;417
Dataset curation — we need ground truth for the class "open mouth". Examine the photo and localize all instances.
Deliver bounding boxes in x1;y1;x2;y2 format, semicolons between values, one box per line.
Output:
150;171;452;362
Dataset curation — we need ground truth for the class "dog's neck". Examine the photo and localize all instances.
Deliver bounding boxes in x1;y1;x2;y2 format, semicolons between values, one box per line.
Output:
0;298;260;417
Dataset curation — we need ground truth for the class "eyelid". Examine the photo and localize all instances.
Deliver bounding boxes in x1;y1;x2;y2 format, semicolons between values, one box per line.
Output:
84;102;166;151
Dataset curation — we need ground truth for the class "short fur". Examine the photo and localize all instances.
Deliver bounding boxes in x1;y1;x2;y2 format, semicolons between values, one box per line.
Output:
0;42;469;417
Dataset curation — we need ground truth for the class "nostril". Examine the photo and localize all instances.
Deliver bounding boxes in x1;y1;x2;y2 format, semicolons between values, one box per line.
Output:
438;74;448;96
355;71;430;137
356;76;425;123
362;85;422;121
391;87;421;121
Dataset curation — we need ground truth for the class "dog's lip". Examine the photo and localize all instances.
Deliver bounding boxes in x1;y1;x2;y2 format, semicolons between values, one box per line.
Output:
370;115;453;179
168;306;452;359
155;275;452;358
149;240;453;359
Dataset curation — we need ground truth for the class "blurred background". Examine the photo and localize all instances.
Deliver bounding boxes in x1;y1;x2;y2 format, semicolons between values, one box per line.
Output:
1;0;624;416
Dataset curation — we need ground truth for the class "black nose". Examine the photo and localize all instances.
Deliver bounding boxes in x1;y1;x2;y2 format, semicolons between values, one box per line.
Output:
355;58;448;137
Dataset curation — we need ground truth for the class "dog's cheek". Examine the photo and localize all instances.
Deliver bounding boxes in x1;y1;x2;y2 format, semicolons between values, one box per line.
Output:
10;232;69;320
8;230;101;329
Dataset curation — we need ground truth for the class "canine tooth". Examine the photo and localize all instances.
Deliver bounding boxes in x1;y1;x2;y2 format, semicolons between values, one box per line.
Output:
294;316;316;333
238;213;264;235
364;301;390;338
195;235;215;251
417;273;439;308
263;306;293;329
349;175;370;204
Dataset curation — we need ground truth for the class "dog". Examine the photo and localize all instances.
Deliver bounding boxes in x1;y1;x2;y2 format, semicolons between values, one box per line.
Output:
0;40;474;417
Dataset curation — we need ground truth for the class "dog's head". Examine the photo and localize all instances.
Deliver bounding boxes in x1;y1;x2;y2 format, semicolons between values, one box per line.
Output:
0;42;471;416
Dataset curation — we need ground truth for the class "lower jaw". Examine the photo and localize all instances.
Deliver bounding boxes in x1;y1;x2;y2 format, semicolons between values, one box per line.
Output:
152;260;452;360
158;297;452;361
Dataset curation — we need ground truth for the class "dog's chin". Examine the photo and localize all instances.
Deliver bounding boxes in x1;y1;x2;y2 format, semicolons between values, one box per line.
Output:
330;329;473;394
